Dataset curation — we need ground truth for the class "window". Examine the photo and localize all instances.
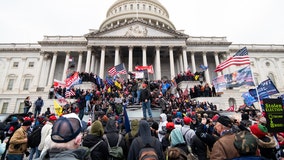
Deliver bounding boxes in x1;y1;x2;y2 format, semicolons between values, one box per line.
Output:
7;79;14;90
28;62;34;68
13;62;19;68
1;102;8;113
23;79;31;90
19;102;25;113
130;4;133;9
137;4;139;9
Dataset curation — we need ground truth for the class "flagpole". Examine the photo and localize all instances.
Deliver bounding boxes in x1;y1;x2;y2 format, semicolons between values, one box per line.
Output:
249;65;262;112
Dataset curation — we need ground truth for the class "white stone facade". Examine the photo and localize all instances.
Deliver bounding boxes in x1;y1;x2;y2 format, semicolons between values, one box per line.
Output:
0;0;283;113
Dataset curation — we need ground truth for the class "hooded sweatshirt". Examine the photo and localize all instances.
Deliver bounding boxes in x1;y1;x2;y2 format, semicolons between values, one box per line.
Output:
127;120;165;160
158;113;168;142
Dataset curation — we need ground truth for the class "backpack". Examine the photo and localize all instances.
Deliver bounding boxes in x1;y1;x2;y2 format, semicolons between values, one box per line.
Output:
28;125;43;148
137;137;159;160
103;134;124;160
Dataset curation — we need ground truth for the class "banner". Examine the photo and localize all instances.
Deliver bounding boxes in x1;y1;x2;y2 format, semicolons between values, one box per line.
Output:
263;98;284;132
131;71;144;79
135;65;154;74
65;72;82;90
212;65;254;92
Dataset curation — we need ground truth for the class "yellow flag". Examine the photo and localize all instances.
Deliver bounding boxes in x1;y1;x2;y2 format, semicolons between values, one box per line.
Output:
114;81;122;90
194;75;199;81
53;100;62;116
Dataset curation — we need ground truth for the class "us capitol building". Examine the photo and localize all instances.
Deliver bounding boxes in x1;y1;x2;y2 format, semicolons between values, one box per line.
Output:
0;0;283;113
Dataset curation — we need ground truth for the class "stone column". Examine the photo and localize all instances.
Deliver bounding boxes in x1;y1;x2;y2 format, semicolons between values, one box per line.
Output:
202;52;210;83
142;46;147;66
169;46;175;79
182;46;188;72
176;58;180;74
99;46;106;78
48;52;58;86
179;53;184;73
90;53;95;73
214;52;221;76
62;51;70;81
0;58;11;92
33;52;44;90
77;52;83;72
128;46;133;72
155;46;161;80
114;46;120;66
85;46;92;72
191;52;196;73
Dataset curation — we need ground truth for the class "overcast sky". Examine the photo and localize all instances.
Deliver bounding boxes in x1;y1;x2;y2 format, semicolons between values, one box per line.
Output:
1;0;283;44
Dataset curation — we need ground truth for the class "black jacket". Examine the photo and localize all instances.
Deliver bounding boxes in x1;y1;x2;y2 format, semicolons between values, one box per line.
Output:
82;134;108;160
140;88;151;102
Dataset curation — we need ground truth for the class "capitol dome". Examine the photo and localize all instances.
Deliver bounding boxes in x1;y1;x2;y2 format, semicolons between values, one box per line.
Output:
99;0;176;31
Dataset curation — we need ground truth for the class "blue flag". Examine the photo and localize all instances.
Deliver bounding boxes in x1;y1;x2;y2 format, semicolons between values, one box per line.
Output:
249;78;279;100
199;64;208;71
242;92;257;106
123;104;131;133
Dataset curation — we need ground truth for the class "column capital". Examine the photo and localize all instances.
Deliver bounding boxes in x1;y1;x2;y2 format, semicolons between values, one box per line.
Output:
155;46;160;50
100;46;106;49
128;45;134;49
142;45;147;49
115;46;120;49
182;46;187;50
39;51;45;55
169;46;174;49
87;45;92;49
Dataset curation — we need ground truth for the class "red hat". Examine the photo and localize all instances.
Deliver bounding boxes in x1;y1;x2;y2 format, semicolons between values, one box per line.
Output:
250;124;268;138
166;122;175;131
49;115;57;121
183;117;192;125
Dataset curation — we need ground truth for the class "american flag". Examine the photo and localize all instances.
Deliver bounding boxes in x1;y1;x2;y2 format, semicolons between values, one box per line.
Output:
65;89;75;98
108;63;127;77
215;47;250;72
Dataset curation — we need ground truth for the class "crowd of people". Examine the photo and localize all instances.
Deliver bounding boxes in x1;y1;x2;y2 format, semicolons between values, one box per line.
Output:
0;71;283;160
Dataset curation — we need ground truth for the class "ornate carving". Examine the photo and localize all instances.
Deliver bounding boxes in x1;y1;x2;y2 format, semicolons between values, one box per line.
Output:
125;25;148;37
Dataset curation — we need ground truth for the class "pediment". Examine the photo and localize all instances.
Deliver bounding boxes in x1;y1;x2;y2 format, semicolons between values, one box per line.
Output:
87;21;188;38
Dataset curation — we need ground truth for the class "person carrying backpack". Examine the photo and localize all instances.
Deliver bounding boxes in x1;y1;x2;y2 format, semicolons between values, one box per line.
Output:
28;117;45;160
82;120;108;160
128;120;164;160
103;119;127;160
